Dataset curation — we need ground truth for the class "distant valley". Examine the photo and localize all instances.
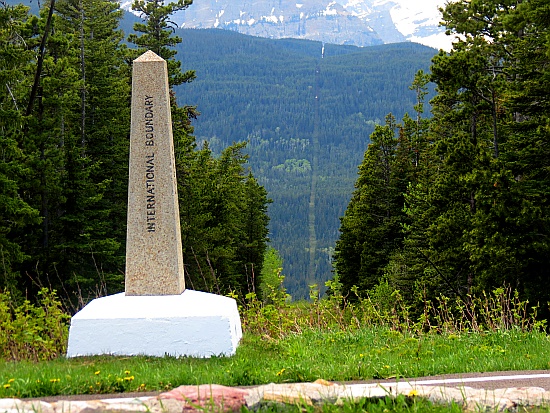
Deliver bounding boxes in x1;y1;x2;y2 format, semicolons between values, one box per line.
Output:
173;28;437;298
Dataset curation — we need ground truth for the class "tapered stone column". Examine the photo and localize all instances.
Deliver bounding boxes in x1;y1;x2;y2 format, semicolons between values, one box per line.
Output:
65;51;242;358
125;50;185;296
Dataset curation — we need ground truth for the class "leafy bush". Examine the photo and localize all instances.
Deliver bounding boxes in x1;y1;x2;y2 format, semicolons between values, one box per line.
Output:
0;288;69;361
239;281;545;339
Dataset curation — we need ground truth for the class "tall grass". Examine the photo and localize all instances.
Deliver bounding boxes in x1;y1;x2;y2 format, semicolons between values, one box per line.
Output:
240;280;546;340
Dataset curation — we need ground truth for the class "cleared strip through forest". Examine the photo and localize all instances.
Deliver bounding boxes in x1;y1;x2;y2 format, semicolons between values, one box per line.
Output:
307;59;322;285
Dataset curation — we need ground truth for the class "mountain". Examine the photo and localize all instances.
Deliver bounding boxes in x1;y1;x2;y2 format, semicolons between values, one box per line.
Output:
122;0;454;51
172;29;437;298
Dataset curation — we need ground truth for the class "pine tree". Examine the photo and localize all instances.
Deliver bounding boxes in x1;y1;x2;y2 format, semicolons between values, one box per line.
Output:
333;114;409;295
388;0;550;309
0;3;41;292
53;0;131;299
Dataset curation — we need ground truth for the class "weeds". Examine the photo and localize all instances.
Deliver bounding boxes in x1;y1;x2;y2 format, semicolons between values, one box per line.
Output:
239;280;546;340
0;288;69;361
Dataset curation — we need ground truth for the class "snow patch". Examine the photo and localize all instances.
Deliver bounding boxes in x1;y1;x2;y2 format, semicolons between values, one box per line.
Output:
264;15;278;23
323;2;338;16
247;18;256;25
296;3;303;8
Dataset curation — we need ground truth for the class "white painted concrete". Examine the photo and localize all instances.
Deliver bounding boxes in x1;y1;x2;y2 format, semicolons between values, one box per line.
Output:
66;290;242;358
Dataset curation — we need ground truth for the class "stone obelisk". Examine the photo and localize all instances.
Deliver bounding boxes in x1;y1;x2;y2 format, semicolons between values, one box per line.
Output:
125;50;184;296
66;51;242;358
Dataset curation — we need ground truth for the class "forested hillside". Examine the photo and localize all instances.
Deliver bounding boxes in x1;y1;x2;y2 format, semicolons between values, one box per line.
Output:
333;0;550;316
171;29;436;298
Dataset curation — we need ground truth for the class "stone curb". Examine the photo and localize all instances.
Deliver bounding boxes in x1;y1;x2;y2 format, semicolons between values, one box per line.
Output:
2;380;550;413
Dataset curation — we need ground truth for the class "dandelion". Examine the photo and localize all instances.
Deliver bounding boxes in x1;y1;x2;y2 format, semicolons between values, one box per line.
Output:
8;379;14;383
94;371;101;375
359;354;364;358
3;384;10;389
124;370;131;375
49;378;60;383
408;389;419;397
383;365;390;369
276;368;286;376
124;376;135;381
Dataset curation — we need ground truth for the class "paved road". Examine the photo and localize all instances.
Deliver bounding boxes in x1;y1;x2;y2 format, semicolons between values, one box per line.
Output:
367;370;550;390
27;370;550;403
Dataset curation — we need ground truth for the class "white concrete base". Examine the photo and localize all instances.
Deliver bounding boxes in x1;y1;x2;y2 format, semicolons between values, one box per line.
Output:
66;290;242;358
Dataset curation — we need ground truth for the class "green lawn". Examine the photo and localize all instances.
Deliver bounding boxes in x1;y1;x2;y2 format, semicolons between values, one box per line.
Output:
1;327;549;399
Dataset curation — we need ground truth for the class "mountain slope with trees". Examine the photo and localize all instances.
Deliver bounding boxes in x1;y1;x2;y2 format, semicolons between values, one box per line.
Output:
170;29;436;298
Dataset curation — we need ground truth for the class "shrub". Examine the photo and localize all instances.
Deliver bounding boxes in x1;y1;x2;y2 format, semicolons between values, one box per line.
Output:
0;288;70;361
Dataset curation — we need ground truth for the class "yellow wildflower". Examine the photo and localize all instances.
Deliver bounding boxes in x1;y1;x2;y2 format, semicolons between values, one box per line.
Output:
3;384;10;389
408;390;419;397
94;371;101;375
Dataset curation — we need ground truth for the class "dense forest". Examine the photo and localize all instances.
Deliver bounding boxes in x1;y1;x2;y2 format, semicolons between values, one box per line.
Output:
333;0;550;315
170;30;436;298
0;0;270;307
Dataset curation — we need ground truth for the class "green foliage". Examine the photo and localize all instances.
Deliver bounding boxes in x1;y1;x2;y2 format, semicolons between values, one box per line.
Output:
0;289;69;362
334;0;550;314
259;247;287;303
333;114;411;296
248;395;463;413
241;282;545;340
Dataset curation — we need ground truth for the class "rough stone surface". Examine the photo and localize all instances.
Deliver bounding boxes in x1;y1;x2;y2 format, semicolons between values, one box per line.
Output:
5;382;550;412
160;384;249;411
126;49;185;296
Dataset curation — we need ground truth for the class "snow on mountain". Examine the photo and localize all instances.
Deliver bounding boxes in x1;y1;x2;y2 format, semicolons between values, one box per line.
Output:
379;0;453;50
127;0;455;51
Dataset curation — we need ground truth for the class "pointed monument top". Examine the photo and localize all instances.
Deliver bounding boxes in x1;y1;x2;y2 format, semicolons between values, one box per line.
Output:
134;50;165;63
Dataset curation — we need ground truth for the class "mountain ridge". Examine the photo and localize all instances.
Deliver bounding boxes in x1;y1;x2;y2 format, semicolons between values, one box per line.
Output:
121;0;453;51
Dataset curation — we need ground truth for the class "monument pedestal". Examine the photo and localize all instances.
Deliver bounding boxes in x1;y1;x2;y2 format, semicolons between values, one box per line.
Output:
66;290;242;358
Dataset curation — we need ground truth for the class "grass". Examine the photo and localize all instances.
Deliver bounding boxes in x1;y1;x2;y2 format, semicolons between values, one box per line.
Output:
247;395;466;413
1;327;549;399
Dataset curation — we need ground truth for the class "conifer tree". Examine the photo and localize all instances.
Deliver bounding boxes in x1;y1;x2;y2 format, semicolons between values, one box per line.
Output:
0;3;41;292
333;114;409;295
